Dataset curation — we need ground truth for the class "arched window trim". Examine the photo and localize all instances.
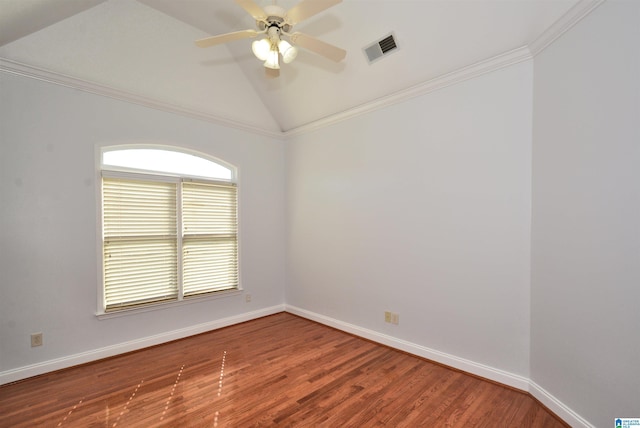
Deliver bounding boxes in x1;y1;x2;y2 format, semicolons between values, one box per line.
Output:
96;144;241;317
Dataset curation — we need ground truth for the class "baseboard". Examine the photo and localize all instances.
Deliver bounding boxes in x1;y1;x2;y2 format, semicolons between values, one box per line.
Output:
0;305;285;386
285;305;529;390
285;304;594;428
529;380;595;428
1;304;595;428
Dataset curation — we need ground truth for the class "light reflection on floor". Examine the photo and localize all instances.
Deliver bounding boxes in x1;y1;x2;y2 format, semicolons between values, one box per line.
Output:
160;365;185;421
53;350;230;426
214;350;228;427
112;379;144;427
56;398;83;427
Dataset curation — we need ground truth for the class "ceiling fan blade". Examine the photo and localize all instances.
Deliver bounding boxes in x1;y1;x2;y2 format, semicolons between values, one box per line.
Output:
289;32;346;62
195;29;260;48
286;0;342;25
235;0;266;21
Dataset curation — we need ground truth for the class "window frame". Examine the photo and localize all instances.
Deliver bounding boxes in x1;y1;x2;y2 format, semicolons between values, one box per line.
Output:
96;145;241;318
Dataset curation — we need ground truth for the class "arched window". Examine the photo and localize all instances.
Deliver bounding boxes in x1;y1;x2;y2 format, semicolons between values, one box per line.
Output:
100;146;238;313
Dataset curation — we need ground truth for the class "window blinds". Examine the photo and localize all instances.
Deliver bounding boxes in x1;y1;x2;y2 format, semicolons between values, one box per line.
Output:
182;181;238;296
102;177;238;311
103;178;178;309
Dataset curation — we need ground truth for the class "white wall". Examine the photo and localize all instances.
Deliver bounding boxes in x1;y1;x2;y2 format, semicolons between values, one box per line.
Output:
0;72;286;380
286;61;533;378
3;3;637;423
531;1;640;427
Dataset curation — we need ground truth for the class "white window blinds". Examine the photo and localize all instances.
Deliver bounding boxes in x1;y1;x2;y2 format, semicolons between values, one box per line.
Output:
102;176;238;311
182;181;238;296
103;178;178;309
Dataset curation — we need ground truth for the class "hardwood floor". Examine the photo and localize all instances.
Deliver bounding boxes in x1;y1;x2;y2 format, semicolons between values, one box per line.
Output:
0;312;567;427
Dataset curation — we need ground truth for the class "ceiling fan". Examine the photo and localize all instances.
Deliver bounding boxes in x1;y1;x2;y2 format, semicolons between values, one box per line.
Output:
195;0;346;70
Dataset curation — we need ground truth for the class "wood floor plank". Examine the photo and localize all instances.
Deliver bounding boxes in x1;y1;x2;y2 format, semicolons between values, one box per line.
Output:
0;312;568;427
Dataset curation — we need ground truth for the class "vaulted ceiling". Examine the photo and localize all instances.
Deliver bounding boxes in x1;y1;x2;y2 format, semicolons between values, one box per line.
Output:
0;0;584;135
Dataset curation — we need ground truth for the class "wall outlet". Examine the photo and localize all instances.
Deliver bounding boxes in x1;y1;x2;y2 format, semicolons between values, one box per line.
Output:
245;293;251;303
31;333;43;347
391;313;399;325
385;311;399;325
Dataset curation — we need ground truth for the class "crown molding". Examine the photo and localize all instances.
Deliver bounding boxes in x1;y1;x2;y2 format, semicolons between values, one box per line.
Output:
285;0;605;138
0;48;533;140
283;46;533;138
528;0;606;56
0;0;603;140
0;58;283;139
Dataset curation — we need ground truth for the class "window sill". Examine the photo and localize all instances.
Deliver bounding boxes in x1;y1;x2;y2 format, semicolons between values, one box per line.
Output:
96;289;243;320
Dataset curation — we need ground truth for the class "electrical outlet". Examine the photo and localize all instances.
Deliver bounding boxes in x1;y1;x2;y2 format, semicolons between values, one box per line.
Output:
245;293;251;303
385;312;399;325
31;333;43;347
391;313;399;325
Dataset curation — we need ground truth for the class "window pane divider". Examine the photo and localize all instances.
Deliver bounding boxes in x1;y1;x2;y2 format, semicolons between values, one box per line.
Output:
177;179;184;302
100;147;239;314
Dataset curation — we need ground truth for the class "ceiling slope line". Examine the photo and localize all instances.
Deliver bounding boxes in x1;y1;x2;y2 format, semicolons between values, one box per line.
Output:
283;46;534;138
1;49;530;139
0;0;107;46
0;58;282;139
284;0;605;138
0;0;603;140
529;0;606;56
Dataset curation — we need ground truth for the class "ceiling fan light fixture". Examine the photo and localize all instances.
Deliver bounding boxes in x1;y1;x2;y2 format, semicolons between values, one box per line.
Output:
196;0;345;74
264;48;280;69
279;39;298;64
252;38;271;61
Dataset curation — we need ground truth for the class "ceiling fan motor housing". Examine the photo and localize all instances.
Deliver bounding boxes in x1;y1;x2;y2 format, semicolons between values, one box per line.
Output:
194;0;346;67
257;5;292;33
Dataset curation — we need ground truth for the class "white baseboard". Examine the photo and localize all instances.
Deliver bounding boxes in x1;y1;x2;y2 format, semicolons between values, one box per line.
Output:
529;380;595;428
0;305;285;386
1;303;594;428
285;304;594;428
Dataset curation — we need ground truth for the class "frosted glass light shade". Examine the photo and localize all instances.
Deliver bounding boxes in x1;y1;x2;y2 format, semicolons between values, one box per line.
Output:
264;49;280;69
252;39;271;61
279;40;298;64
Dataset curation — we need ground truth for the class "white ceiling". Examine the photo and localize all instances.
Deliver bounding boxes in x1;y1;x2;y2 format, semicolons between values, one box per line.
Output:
0;0;583;134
